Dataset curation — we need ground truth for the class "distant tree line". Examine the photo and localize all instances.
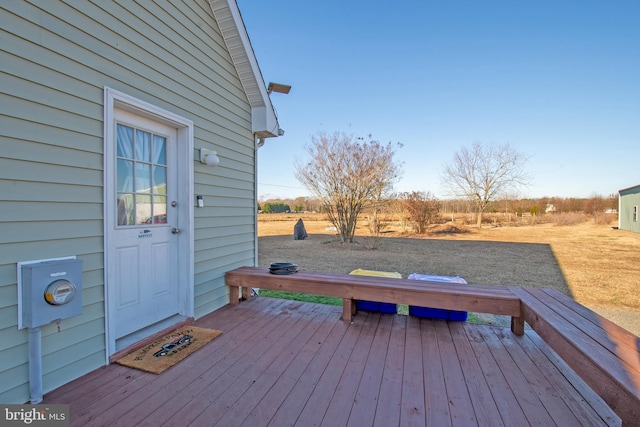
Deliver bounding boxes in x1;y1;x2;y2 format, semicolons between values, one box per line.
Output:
259;202;291;213
259;194;618;224
448;194;618;216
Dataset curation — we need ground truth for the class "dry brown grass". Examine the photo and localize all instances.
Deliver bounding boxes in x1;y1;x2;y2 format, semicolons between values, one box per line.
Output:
258;212;640;335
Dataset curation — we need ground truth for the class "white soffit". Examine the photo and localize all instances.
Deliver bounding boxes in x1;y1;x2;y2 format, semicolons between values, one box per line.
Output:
209;0;279;138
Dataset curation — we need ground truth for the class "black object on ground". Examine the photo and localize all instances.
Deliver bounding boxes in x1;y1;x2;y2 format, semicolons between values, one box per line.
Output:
294;218;308;240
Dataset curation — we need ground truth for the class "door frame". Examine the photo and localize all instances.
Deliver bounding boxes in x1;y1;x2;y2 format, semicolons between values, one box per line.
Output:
103;87;194;360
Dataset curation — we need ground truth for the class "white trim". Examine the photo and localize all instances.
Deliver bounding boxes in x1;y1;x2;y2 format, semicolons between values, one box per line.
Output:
103;87;194;362
618;195;622;229
209;0;280;138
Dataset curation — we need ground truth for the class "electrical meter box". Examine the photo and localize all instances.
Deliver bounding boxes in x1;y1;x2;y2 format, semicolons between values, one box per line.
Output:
21;258;83;328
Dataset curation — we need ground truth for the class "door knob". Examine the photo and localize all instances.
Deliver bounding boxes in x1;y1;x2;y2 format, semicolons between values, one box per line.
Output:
172;228;181;234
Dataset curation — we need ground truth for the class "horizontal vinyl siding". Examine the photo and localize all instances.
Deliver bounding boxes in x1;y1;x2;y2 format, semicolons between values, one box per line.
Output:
619;189;640;233
0;0;258;403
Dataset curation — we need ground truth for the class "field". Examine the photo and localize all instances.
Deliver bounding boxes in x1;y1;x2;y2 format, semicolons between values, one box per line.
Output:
257;213;640;336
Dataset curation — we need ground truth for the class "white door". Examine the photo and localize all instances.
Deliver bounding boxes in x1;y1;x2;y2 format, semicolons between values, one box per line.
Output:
110;110;181;339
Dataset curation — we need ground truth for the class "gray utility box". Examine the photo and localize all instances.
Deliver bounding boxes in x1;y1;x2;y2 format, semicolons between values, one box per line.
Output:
21;258;83;328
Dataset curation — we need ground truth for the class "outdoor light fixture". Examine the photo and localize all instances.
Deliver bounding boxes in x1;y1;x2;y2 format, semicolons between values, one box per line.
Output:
256;81;290;149
199;148;220;167
267;82;291;95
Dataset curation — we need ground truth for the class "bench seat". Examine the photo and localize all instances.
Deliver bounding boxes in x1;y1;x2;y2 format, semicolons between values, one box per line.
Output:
225;266;524;334
510;287;640;426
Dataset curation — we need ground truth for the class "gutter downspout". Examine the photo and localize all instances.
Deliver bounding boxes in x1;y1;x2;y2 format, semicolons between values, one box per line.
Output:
254;136;265;266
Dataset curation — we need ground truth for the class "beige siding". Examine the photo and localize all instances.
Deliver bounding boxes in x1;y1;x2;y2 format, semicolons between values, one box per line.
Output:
1;0;258;403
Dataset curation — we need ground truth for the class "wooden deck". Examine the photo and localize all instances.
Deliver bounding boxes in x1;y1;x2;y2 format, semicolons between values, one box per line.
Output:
42;297;620;426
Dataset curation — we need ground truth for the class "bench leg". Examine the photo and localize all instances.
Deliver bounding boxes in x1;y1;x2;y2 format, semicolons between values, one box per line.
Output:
242;286;252;301
342;299;353;322
511;316;524;335
229;286;239;305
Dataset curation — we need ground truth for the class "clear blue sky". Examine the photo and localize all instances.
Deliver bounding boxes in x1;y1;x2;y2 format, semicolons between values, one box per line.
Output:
236;0;639;201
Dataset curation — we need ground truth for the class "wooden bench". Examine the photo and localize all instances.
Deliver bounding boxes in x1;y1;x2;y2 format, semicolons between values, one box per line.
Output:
510;287;640;426
225;266;524;334
226;266;640;425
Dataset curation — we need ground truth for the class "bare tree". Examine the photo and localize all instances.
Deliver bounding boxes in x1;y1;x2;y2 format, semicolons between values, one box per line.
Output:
442;142;530;227
295;131;401;243
399;191;440;234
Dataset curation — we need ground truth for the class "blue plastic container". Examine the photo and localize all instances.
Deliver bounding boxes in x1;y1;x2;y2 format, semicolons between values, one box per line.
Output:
408;273;468;321
350;269;400;314
356;300;398;314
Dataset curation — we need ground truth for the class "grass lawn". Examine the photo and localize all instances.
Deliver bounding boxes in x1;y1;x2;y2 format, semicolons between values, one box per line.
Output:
257;289;342;306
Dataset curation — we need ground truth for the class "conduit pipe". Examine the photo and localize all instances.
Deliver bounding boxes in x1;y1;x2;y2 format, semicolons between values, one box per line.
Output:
28;326;43;404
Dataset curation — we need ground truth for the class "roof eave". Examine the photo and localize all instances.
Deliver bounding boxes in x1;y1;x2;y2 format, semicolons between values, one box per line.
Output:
619;184;640;194
210;0;280;139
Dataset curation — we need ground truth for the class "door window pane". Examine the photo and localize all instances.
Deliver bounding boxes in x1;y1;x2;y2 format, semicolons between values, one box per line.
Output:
153;165;167;194
154;196;167;224
153;134;166;165
117;194;134;226
136;129;151;163
116;125;133;159
117;159;134;193
135;162;151;193
116;123;168;227
137;194;152;225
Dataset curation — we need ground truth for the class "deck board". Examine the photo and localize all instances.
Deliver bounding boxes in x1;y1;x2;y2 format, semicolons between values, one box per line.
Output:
42;297;620;427
475;324;556;426
346;314;392;427
525;331;620;427
297;309;368;425
463;325;530;426
266;316;350;427
400;315;426;427
116;299;298;427
450;323;503;426
222;304;336;427
321;312;379;427
240;305;340;426
434;320;478;426
170;300;326;426
373;314;406;427
496;328;582;425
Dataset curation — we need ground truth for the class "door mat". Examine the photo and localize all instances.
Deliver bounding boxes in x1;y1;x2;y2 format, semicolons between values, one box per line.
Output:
114;326;222;374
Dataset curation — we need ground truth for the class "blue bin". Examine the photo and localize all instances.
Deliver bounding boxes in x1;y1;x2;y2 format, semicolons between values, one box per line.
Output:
408;273;468;321
408;305;451;319
356;300;398;314
350;269;400;314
